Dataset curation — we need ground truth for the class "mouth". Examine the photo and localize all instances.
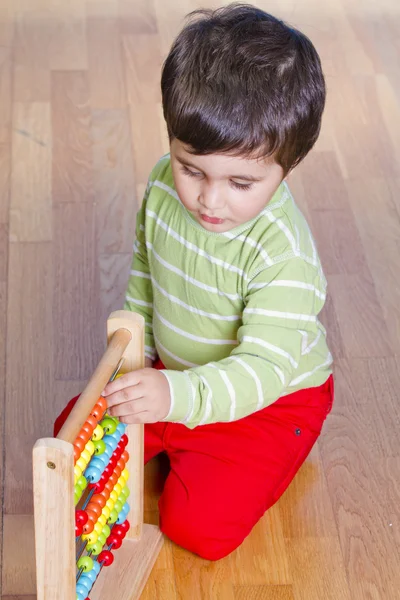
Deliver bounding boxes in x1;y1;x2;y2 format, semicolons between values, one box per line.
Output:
200;214;225;225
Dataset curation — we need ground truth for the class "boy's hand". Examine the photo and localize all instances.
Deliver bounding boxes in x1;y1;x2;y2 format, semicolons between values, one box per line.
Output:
103;368;171;424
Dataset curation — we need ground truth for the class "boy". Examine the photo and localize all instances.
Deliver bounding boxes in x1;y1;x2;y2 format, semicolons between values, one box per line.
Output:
55;4;333;561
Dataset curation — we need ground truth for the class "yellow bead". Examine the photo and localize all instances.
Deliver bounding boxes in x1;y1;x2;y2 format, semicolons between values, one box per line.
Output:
101;506;111;520
110;490;118;502
81;449;91;463
74;474;79;485
92;425;104;441
98;514;107;527
85;440;95;455
106;499;115;511
74;465;82;479
76;457;88;471
82;531;98;544
117;476;125;488
113;483;122;497
94;522;103;536
121;469;129;483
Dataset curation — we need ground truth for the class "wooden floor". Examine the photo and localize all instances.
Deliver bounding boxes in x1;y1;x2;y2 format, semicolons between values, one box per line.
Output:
0;0;399;598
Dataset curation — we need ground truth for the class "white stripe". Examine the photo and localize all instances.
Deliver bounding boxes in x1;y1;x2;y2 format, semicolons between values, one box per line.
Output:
295;224;300;253
247;279;326;301
139;224;145;232
151;179;180;202
231;356;264;410
130;269;151;280
199;375;213;426
125;296;153;308
125;295;153;308
147;242;242;301
245;308;316;323
145;322;153;331
183;380;196;424
274;365;285;385
298;330;309;354
218;369;236;421
151;276;240;321
302;329;322;355
160;371;175;420
145;345;157;360
155;336;199;368
264;211;298;255
241;335;298;368
289;353;333;387
155;308;238;346
146;209;247;278
223;232;273;266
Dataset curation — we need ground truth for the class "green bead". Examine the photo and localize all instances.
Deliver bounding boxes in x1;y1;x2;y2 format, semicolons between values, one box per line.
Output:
97;533;107;546
77;556;94;572
93;439;106;455
102;524;111;538
108;509;119;524
121;486;130;499
74;491;81;506
100;417;117;435
86;540;103;556
77;475;88;490
114;500;123;514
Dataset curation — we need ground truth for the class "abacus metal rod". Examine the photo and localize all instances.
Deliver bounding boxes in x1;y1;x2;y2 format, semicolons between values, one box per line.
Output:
57;328;132;444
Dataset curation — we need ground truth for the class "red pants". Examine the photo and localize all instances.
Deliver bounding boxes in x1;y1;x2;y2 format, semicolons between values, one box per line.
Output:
54;362;334;561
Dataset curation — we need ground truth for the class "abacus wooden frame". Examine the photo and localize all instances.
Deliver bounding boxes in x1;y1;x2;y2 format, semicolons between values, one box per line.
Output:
32;310;164;600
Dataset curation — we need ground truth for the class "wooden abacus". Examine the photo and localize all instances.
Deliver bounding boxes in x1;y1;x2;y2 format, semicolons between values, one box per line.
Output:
33;310;164;600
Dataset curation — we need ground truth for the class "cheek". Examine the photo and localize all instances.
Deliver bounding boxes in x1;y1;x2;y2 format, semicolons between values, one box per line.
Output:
172;172;197;209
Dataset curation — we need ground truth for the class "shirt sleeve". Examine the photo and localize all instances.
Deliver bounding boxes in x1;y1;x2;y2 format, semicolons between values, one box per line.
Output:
123;189;156;361
160;257;327;428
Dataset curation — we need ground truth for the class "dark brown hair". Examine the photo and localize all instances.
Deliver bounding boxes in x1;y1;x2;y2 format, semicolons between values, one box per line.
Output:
161;3;326;174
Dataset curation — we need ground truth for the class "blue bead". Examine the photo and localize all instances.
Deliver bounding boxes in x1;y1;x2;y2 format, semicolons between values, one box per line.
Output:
76;584;88;597
76;592;85;600
85;568;97;583
103;447;112;459
116;423;125;435
79;575;93;593
92;561;101;575
97;454;108;466
88;457;104;471
84;465;102;483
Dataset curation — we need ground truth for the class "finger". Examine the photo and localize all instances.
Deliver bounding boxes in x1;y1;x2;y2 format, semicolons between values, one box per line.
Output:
106;384;144;409
102;372;140;397
109;398;147;418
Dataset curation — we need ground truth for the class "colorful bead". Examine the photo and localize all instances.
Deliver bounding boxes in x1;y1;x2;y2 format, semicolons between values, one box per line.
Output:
77;556;94;573
98;550;114;567
100;418;117;435
92;425;104;441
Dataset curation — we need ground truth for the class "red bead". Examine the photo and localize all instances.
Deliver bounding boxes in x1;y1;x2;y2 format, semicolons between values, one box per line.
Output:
111;525;125;538
120;435;128;447
106;534;122;549
116;442;124;453
89;475;106;493
103;465;113;478
98;550;114;567
75;523;84;537
119;520;130;534
75;510;88;526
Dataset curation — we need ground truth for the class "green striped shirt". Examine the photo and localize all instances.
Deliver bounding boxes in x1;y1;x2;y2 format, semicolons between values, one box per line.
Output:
124;155;332;428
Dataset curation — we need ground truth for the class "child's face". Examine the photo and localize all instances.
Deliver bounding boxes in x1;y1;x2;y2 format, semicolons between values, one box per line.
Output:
170;139;285;233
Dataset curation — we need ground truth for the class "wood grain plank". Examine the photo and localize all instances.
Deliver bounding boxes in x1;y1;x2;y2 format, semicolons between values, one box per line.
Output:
278;444;337;539
319;359;400;599
129;102;164;189
10;103;52;242
0;46;12;146
13;9;51;102
123;34;162;106
0;0;14;48
1;515;36;596
118;0;158;34
286;537;351;600
234;586;295;600
0;143;11;224
87;1;126;109
0;281;6;597
327;271;393;358
53;201;103;381
51;71;93;204
99;253;131;326
92;109;137;254
298;152;350;211
47;1;88;71
4;243;53;514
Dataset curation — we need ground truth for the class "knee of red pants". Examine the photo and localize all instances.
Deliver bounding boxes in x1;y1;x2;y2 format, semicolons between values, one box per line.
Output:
158;492;245;561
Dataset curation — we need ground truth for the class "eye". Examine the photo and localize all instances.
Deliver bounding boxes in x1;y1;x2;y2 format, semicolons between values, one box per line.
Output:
180;165;202;178
230;180;253;192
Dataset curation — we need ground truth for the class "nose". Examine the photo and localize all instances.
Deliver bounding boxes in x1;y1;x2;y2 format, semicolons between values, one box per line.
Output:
199;182;225;212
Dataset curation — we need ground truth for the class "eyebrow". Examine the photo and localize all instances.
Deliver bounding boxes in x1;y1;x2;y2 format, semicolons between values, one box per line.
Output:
176;156;265;182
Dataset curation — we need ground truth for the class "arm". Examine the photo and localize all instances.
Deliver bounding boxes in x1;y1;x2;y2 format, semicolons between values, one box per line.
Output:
123;192;157;363
160;257;328;428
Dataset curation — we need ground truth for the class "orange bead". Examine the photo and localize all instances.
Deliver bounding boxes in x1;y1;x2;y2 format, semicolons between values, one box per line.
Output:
113;466;121;478
92;494;107;508
109;473;118;486
74;446;81;462
121;451;129;463
83;519;95;534
90;403;103;420
83;415;97;434
74;438;85;453
87;505;102;518
100;489;110;501
78;430;90;444
97;396;107;412
105;481;114;494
